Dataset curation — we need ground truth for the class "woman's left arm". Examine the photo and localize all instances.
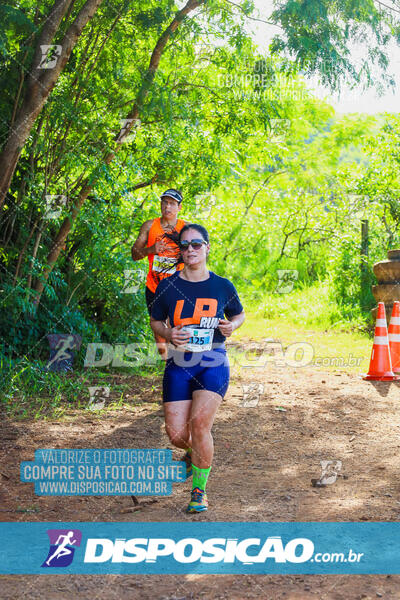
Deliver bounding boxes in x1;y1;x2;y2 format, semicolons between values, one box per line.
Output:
218;311;245;337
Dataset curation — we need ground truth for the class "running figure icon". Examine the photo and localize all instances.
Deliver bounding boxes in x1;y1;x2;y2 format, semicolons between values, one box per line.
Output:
46;336;76;370
45;531;77;566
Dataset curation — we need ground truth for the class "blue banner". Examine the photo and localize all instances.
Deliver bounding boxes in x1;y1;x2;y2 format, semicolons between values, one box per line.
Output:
20;449;186;496
1;522;400;574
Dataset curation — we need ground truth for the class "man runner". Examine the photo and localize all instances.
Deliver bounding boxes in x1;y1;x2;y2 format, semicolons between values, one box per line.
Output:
131;189;188;358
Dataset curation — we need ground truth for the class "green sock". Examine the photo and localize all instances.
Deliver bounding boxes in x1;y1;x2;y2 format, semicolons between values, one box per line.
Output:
192;465;211;492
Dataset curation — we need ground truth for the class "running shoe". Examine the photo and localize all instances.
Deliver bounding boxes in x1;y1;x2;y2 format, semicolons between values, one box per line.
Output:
186;487;208;513
181;450;192;479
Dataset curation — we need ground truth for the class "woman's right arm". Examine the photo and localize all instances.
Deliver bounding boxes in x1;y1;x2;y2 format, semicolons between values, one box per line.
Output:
150;319;191;346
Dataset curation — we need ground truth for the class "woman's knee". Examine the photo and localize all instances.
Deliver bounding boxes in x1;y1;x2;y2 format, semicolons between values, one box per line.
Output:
191;417;211;438
165;425;190;447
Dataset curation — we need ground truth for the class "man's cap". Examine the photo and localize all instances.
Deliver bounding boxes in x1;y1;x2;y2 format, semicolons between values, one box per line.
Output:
160;189;183;204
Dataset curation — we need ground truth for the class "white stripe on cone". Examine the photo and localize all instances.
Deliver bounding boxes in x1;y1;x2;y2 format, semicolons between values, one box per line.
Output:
373;336;389;345
389;333;400;342
375;319;387;327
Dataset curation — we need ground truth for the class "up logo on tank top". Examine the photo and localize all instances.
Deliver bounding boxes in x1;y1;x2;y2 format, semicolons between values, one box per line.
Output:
173;298;220;352
173;298;219;327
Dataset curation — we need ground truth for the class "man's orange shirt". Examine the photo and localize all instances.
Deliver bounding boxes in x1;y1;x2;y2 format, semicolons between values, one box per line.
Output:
146;217;185;293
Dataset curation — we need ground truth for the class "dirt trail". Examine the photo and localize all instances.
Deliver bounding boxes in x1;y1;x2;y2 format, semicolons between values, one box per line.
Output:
1;345;400;599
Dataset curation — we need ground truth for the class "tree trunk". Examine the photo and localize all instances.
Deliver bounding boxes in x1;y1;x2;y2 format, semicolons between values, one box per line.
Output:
31;0;205;309
12;216;41;285
26;224;44;293
0;0;104;211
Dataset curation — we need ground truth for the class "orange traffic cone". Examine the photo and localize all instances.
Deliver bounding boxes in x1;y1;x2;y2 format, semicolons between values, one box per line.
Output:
389;301;400;374
364;302;399;381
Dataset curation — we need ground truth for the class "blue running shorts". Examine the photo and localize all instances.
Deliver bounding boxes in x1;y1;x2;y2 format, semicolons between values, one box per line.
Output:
163;347;230;402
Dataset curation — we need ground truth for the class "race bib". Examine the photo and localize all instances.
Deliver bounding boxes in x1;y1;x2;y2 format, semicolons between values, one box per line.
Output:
181;326;214;352
152;255;176;274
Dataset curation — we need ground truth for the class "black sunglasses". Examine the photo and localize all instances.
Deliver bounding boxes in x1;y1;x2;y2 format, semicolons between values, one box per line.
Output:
179;238;207;251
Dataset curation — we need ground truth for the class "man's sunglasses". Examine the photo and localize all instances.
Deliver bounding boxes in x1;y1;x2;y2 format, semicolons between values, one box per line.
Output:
179;239;207;251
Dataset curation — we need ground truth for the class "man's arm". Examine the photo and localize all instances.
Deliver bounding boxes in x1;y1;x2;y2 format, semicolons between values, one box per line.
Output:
131;220;154;261
150;318;171;341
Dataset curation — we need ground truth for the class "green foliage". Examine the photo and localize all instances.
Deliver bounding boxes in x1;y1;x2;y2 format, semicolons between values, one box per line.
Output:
270;0;395;91
0;278;99;359
328;236;375;321
357;114;400;240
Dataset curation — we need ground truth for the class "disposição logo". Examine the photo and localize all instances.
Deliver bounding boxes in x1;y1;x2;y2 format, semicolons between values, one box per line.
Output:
41;529;82;567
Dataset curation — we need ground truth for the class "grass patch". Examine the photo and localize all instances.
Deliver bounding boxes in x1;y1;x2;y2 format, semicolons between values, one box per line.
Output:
0;353;165;420
244;282;372;330
233;283;373;374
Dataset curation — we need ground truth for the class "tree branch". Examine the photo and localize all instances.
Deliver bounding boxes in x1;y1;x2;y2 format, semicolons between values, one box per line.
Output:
224;0;281;26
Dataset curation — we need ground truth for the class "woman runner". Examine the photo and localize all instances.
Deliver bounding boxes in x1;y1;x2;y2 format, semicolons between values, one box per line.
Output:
150;224;245;513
